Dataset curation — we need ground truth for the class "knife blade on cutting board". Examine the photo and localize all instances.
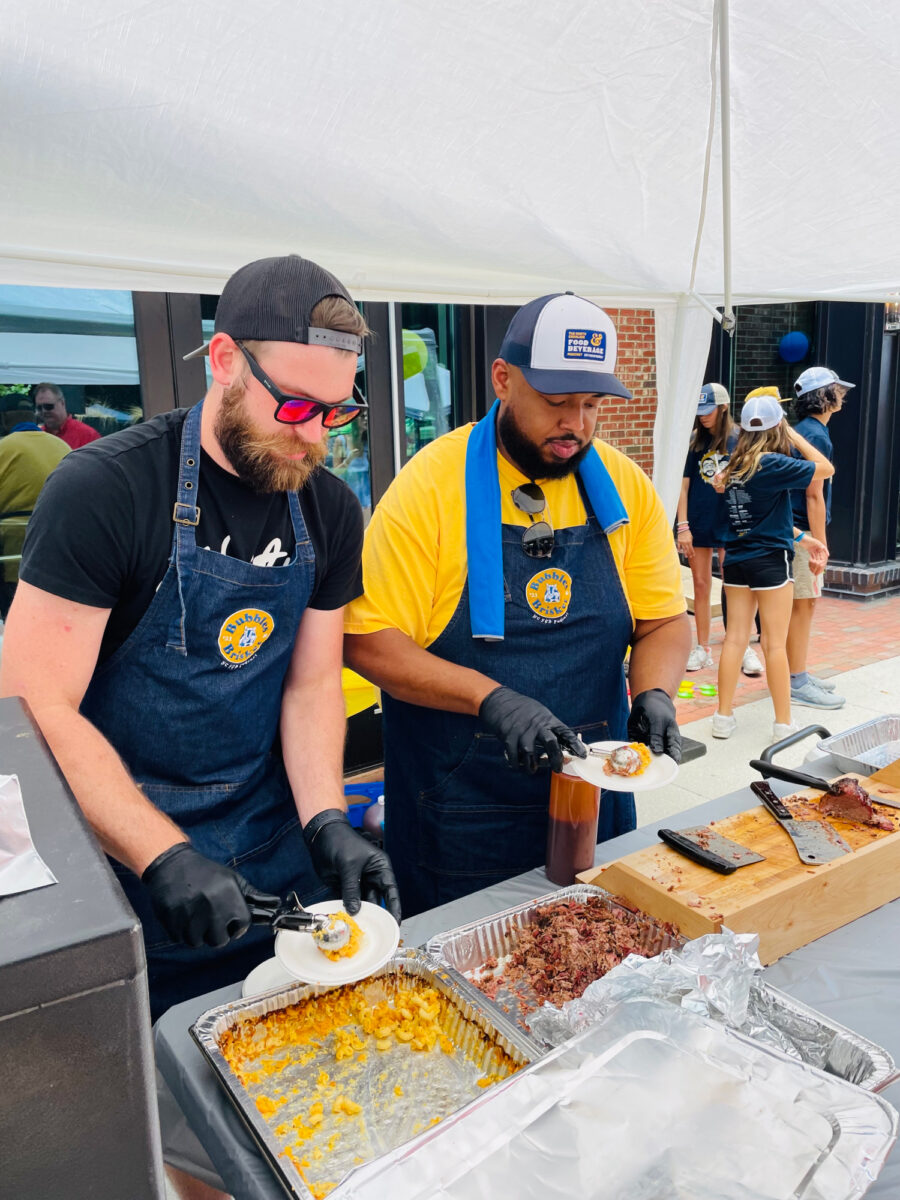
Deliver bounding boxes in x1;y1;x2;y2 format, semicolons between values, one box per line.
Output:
657;826;764;874
748;758;900;812
749;780;852;864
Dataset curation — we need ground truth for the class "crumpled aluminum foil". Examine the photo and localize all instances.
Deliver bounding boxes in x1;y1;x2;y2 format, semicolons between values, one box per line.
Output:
528;928;847;1070
0;772;56;896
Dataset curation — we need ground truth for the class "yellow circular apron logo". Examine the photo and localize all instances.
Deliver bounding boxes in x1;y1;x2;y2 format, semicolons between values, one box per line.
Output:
525;569;572;622
218;608;275;664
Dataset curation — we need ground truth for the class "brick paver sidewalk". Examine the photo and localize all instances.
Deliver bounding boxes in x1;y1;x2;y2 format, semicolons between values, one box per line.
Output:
675;594;900;723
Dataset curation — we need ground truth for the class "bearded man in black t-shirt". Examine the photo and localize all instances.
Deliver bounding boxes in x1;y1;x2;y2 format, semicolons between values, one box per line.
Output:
0;255;400;1200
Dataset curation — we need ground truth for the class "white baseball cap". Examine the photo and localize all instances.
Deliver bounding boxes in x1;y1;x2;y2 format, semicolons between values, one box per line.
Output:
794;366;855;397
740;394;784;432
498;293;632;399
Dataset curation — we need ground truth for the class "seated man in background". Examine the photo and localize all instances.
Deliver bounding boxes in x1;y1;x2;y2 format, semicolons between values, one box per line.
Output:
0;421;69;618
33;381;101;448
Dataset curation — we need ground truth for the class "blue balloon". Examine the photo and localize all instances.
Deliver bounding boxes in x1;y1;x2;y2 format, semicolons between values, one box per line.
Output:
779;331;809;363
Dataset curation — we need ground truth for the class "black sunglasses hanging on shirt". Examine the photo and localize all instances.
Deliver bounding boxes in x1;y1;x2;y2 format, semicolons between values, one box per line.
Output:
511;482;555;558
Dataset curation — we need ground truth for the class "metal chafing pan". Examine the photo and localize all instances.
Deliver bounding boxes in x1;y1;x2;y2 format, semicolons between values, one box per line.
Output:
817;715;900;774
425;883;897;1092
191;947;537;1200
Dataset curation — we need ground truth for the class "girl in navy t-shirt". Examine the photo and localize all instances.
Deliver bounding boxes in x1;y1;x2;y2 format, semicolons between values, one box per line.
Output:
711;393;833;743
677;383;738;671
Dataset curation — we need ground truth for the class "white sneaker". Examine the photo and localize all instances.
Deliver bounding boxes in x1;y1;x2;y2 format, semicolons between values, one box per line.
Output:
686;645;714;671
711;711;737;738
772;721;799;741
741;647;764;676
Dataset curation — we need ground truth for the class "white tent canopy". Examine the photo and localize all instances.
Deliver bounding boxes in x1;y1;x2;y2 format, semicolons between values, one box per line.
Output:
2;0;899;511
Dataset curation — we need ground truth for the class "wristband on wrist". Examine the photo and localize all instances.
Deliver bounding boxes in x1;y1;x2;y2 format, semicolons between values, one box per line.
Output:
794;531;806;543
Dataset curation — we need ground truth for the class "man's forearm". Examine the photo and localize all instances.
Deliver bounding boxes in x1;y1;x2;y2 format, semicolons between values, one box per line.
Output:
280;679;348;825
29;703;186;874
628;614;692;699
344;629;498;716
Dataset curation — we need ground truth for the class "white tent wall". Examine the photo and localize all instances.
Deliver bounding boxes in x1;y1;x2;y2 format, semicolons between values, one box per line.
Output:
1;0;899;505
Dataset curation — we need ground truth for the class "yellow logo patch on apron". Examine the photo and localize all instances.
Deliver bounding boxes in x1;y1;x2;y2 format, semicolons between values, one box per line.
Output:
525;569;572;622
218;608;275;664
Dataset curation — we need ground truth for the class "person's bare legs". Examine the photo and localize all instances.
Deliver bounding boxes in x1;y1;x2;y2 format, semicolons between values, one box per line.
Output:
786;596;816;675
757;583;796;726
716;586;755;716
690;547;714;647
166;1166;230;1200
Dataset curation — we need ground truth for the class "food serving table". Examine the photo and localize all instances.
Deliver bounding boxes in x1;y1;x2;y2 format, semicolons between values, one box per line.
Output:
154;757;899;1199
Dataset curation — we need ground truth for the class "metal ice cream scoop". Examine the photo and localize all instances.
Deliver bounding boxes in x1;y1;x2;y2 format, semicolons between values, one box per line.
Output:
245;889;350;951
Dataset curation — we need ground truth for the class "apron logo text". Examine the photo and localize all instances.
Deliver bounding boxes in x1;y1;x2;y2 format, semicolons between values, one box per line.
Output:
217;608;275;664
525;568;572;622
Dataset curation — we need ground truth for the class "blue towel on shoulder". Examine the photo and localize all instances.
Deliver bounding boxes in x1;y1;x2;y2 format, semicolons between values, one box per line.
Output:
465;399;629;639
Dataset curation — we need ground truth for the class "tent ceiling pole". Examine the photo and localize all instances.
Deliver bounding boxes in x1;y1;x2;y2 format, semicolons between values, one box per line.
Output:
719;0;735;334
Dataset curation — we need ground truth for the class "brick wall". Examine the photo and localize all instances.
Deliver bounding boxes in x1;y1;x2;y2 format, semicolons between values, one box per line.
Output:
595;308;657;476
732;302;816;410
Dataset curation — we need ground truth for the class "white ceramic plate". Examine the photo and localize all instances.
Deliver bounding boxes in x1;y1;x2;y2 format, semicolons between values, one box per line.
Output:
242;956;297;998
274;899;400;987
569;740;679;792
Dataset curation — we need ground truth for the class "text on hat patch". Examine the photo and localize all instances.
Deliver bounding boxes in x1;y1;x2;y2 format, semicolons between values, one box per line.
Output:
564;329;607;362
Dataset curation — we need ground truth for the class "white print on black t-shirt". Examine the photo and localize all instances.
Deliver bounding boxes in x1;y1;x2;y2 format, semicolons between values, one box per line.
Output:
203;534;290;567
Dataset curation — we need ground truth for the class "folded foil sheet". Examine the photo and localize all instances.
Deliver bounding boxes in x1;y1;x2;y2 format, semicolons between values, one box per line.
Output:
527;928;898;1093
191;948;536;1199
334;998;898;1200
427;888;896;1092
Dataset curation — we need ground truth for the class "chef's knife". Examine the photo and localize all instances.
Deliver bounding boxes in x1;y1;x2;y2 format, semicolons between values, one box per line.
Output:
749;781;851;864
658;826;764;874
749;759;900;811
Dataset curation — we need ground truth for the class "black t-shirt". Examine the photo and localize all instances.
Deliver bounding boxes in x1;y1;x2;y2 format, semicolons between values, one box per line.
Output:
20;407;364;662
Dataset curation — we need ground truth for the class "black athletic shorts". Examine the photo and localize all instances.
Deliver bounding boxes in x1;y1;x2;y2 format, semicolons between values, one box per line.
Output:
722;548;792;590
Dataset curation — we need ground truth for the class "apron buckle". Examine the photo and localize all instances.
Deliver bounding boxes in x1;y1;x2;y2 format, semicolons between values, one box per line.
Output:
172;502;201;526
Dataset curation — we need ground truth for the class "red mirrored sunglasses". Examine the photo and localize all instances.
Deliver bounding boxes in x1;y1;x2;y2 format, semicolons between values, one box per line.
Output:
237;341;367;428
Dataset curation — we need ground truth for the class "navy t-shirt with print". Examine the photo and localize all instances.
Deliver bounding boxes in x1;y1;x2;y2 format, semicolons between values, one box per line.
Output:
683;429;739;546
790;417;833;530
723;453;816;564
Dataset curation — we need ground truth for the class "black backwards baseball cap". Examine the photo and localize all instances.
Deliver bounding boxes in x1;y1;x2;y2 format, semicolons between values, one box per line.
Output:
183;254;363;360
498;292;632;399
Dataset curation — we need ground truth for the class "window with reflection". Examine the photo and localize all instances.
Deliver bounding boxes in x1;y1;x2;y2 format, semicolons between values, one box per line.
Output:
400;304;461;460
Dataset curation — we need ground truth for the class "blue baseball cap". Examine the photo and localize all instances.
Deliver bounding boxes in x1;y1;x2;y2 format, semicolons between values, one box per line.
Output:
698;382;729;415
498;293;632;399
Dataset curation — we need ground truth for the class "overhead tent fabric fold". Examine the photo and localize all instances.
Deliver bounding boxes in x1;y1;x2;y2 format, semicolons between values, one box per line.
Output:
1;1;899;512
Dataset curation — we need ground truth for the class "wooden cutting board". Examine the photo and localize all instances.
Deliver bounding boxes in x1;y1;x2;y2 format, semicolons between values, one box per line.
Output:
577;772;900;964
869;758;900;789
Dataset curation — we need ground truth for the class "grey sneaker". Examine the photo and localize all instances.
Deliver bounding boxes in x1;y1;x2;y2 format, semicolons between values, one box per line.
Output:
711;711;737;739
790;680;846;709
741;647;764;676
686;645;714;671
809;674;836;692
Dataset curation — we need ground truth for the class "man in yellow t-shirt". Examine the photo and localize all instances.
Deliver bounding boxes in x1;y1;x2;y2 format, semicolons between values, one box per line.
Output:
345;294;690;915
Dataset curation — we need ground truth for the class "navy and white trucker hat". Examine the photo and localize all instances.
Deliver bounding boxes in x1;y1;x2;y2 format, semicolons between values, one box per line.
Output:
498;293;632;399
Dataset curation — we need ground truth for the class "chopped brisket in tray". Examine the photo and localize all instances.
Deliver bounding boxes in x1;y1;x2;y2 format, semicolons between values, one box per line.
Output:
473;897;675;1013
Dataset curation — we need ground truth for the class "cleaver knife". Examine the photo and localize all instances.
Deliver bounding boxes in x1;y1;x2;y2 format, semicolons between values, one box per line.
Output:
657;826;764;874
750;781;851;864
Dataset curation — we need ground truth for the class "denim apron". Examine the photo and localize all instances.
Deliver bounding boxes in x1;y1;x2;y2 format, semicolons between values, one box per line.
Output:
81;401;328;1019
382;482;636;916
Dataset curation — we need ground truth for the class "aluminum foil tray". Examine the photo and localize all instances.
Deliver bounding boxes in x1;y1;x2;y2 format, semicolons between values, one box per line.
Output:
191;948;536;1200
817;715;900;774
425;884;895;1092
337;998;899;1200
425;883;682;1036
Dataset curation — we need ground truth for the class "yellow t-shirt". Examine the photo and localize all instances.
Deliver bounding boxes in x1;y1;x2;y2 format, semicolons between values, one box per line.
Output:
344;425;685;648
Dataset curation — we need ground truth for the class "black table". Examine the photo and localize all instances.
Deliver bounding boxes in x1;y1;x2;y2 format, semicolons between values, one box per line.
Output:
155;767;898;1199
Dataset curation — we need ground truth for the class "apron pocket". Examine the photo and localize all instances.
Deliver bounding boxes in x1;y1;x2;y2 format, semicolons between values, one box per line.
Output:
416;736;549;881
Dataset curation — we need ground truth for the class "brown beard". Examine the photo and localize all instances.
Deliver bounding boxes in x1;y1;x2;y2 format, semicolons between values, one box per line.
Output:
214;381;328;493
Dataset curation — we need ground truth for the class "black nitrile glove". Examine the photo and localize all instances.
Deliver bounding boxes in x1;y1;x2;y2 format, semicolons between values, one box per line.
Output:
479;685;587;774
141;842;252;949
303;810;402;924
628;688;682;763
